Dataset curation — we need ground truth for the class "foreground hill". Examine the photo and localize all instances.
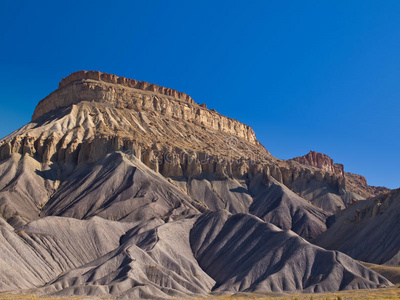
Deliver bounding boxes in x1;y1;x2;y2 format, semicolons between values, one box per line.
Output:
316;189;400;266
0;71;392;298
0;210;391;298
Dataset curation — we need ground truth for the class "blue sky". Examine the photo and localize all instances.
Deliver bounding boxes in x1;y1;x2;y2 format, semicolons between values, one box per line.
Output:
0;1;399;188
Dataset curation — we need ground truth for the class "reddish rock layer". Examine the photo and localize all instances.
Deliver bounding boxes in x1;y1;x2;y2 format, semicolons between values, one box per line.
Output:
291;151;345;177
59;70;194;104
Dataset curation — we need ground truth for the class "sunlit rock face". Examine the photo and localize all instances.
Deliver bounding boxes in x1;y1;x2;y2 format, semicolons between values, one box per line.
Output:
32;70;257;144
0;70;392;298
0;71;386;225
292;150;345;176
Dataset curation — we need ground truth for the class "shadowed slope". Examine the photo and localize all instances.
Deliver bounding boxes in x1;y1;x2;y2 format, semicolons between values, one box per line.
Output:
316;189;400;265
41;152;203;222
24;213;391;299
0;154;58;227
41;150;327;241
190;211;391;293
0;216;134;291
35;218;215;299
249;174;327;241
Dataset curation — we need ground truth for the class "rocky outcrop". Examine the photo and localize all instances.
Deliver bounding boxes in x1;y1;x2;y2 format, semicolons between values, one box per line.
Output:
289;151;388;212
292;151;344;177
32;71;257;144
345;172;389;199
0;71;395;298
58;70;194;103
1;72;386;221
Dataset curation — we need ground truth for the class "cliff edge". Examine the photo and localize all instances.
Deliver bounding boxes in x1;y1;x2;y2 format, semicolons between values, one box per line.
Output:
32;70;257;144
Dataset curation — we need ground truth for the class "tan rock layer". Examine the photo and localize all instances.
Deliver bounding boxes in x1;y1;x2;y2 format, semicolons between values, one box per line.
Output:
33;73;256;144
58;70;194;104
290;150;388;199
345;172;389;198
0;130;345;196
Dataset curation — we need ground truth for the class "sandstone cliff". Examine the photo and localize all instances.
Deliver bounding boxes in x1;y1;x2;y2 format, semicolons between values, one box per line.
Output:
32;70;257;144
292;151;344;177
0;71;386;223
291;151;389;201
0;71;393;298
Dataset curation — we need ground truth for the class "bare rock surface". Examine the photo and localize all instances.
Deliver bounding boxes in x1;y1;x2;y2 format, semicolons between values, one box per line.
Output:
41;152;203;222
345;172;389;199
32;71;257;144
0;154;58;227
21;213;392;298
316;189;400;266
0;216;134;291
0;72;385;221
190;211;391;293
0;71;393;298
248;174;327;241
292;150;345;176
289;151;389;213
35;218;215;299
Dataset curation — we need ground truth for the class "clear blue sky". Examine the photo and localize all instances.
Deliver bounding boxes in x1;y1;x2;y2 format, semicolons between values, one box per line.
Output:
0;1;399;189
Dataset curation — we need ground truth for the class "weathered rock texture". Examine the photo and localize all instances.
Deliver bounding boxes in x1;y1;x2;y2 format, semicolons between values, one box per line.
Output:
292;150;345;177
191;211;391;293
345;172;389;199
0;216;134;291
1;72;385;212
58;70;194;103
33;70;256;144
288;151;389;213
316;189;400;266
0;71;393;298
3;212;389;298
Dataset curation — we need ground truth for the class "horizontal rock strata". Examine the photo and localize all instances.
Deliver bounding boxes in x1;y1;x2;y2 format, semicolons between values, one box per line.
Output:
32;71;257;144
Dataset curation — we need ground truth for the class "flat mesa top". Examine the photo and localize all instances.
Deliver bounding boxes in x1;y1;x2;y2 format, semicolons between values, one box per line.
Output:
59;70;194;104
30;70;257;144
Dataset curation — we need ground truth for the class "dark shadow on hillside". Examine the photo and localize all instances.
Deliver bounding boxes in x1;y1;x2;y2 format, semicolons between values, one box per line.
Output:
32;106;72;127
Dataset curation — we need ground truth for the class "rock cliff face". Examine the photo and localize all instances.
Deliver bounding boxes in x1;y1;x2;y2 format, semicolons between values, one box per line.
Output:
0;71;393;298
0;71;385;220
292;151;344;177
32;70;257;144
58;70;194;103
291;151;389;202
345;172;389;199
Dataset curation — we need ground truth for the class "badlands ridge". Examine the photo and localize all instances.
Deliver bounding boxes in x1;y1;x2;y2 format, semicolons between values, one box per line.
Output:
0;71;395;299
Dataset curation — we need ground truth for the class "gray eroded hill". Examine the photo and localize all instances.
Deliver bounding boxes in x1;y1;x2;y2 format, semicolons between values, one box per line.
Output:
33;218;215;299
0;154;58;228
316;189;400;266
41;152;203;222
248;174;327;241
0;71;383;227
0;71;393;298
25;212;391;299
191;211;391;293
0;216;134;291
